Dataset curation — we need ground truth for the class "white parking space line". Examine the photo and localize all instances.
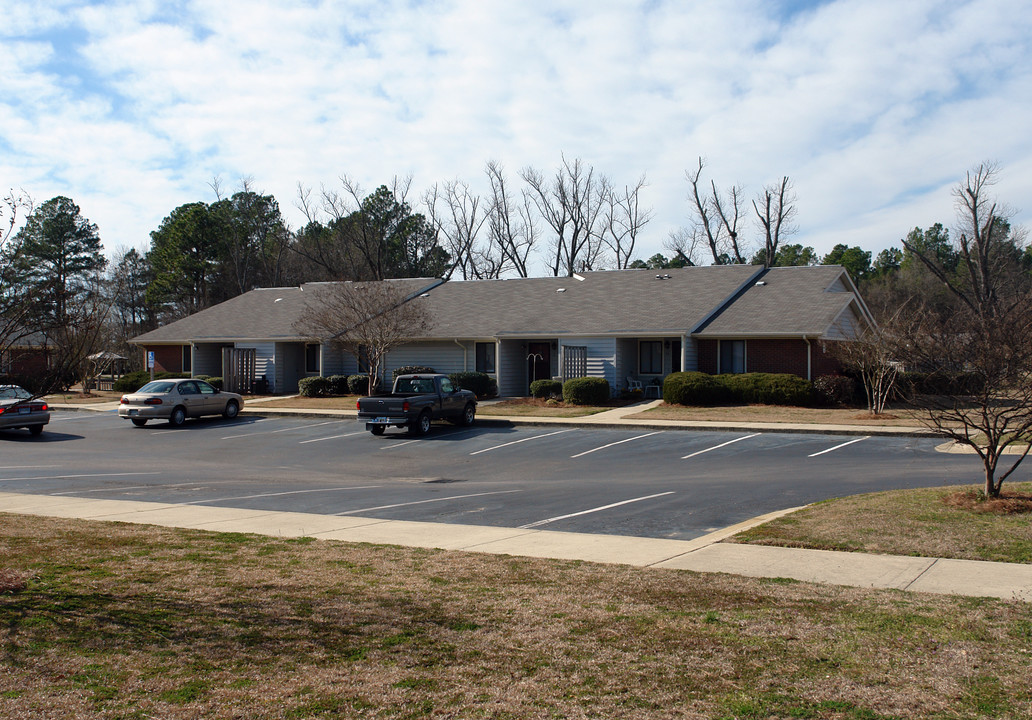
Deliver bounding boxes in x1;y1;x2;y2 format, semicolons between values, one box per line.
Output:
0;472;162;482
681;433;760;459
298;431;367;444
519;491;675;529
183;485;381;505
382;438;421;449
0;465;62;470
808;436;870;457
570;431;663;458
50;479;239;495
335;489;522;515
221;420;339;440
469;429;573;456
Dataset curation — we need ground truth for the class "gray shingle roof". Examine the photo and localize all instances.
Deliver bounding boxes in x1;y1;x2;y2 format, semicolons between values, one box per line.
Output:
131;265;868;344
693;265;862;337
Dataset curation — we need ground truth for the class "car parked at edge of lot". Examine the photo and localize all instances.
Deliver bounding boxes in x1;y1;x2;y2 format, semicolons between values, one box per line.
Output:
0;385;50;436
118;378;243;427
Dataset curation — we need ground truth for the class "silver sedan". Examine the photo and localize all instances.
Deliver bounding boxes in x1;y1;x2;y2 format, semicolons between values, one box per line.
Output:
118;379;243;427
0;385;50;436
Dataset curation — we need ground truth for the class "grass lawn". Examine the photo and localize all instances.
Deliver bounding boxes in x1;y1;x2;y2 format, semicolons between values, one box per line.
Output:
44;389;123;404
628;402;930;427
2;514;1031;719
732;483;1032;563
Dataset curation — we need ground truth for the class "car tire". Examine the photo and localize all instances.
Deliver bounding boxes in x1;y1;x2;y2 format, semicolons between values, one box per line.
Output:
169;406;186;427
29;424;43;436
131;418;148;427
223;400;239;419
370;425;386;436
460;403;476;427
410;411;432;436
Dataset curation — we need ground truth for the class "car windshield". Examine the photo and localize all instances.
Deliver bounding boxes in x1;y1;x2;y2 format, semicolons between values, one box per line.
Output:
137;381;177;393
0;386;30;400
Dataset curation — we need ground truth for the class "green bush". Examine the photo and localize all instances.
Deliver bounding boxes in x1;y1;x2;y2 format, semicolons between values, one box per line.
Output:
206;376;224;391
393;365;436;380
720;373;814;406
562;377;610;405
347;374;370;394
112;371;190;393
530;379;563;399
662;372;731;405
449;371;496;398
326;375;350;395
298;376;332;397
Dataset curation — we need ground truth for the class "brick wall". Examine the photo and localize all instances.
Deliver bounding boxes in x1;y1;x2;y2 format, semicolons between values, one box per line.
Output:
692;338;843;379
146;345;184;374
696;339;718;374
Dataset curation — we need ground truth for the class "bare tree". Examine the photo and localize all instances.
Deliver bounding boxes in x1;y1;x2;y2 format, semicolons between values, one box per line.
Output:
681;158;746;265
602;174;653;269
902;161;1028;319
521;156;608;276
423;180;488;280
663;227;703;266
0;189;36;359
294;281;434;395
752;176;797;268
828;322;898;415
484;161;538;278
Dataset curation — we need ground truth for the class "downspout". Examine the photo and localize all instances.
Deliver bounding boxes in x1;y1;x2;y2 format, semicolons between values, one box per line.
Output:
804;337;812;381
454;339;467;371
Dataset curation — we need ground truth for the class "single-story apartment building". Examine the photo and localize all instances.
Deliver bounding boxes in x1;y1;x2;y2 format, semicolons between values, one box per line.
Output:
130;264;874;396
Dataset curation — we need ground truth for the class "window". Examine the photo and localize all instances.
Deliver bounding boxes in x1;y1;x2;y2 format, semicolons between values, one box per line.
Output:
720;340;745;374
305;343;320;373
182;345;192;373
440;377;454;393
671;340;682;373
475;342;496;373
639;341;662;375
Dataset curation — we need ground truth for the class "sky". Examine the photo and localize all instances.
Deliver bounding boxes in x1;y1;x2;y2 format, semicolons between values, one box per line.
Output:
2;0;1031;275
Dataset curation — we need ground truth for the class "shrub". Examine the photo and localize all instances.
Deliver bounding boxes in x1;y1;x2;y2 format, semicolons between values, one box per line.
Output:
112;371;189;393
662;372;731;406
326;374;350;395
813;374;856;407
902;371;985;396
530;379;563;399
298;376;332;397
347;374;370;394
720;372;814;406
562;377;610;405
393;365;436;380
205;376;224;391
449;371;496;398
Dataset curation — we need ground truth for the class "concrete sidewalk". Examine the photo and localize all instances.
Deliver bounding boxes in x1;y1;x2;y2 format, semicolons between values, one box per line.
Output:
3;490;1029;602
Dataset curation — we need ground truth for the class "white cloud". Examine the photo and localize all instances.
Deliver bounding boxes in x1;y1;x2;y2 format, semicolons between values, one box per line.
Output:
1;0;1030;270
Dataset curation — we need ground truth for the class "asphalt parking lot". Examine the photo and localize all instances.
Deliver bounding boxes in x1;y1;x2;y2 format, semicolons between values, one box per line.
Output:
0;410;985;541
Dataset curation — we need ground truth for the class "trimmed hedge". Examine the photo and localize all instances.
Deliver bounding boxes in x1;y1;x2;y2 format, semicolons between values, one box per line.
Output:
663;371;815;407
394;365;436;380
530;379;563;399
449;371;496;399
347;374;370;394
662;372;731;406
298;376;332;397
194;375;224;390
563;377;610;405
112;371;190;393
813;374;857;407
325;374;350;395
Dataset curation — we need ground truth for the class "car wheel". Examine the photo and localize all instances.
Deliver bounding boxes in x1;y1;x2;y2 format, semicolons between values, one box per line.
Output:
370;425;386;436
410;411;432;436
131;418;148;427
460;403;476;427
169;406;186;427
223;400;239;419
29;425;43;436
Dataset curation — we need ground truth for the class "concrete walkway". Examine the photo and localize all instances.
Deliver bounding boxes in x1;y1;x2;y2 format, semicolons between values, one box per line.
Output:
31;398;1030;601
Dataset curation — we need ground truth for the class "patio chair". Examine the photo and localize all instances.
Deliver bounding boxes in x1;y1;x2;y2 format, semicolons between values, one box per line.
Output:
626;376;644;392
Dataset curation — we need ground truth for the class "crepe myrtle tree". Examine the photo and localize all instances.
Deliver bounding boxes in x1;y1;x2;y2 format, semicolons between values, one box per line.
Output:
294;280;434;396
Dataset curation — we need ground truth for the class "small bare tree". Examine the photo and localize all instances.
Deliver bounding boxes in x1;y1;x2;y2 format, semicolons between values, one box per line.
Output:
485;161;538;278
521;156;608;276
0;189;36;359
681;158;746;265
753;176;797;268
602;175;653;269
294;281;434;395
828;323;898;415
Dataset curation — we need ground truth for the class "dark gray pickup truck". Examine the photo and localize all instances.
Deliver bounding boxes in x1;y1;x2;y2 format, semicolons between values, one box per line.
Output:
357;374;477;435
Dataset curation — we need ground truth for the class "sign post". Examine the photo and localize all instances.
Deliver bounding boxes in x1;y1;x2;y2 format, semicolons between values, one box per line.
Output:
147;351;155;382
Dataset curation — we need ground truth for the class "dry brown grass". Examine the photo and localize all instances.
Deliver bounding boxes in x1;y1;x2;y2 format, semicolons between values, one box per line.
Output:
733;482;1032;563
629;402;931;427
478;397;623;417
44;389;123;404
253;394;361;410
2;514;1031;719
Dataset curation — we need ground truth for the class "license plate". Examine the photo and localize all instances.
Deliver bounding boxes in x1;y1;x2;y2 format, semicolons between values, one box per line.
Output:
18;407;30;414
129;409;138;416
374;417;389;423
